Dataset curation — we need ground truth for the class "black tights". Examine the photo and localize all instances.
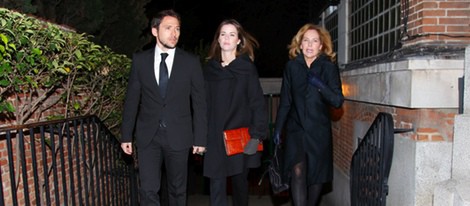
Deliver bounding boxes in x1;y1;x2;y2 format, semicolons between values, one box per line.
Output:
290;160;323;206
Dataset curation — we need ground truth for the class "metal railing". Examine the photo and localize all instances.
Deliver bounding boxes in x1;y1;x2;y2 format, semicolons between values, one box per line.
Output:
0;94;282;205
0;115;138;206
350;112;412;206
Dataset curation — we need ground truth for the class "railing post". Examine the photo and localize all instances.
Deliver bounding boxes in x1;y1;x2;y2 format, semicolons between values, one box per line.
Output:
127;155;139;206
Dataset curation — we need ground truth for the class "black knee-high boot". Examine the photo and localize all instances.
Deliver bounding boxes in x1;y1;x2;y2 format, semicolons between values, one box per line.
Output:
210;177;228;206
231;168;249;206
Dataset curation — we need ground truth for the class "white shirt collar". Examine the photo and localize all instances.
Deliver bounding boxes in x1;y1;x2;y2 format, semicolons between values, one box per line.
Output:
154;46;176;82
156;46;175;60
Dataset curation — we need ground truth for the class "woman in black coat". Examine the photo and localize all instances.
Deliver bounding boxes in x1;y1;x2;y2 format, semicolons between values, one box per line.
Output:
273;23;344;206
203;19;268;206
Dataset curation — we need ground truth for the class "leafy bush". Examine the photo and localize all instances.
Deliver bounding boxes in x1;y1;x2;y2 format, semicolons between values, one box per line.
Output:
0;8;130;135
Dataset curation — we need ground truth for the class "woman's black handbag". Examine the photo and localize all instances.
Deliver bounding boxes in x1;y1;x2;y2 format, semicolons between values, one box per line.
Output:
259;143;289;194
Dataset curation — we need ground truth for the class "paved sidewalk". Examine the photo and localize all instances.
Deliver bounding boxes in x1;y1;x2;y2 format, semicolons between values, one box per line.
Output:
188;194;291;206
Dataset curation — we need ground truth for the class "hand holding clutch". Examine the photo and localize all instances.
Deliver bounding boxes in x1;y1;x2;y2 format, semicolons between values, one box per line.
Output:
224;127;263;156
243;139;260;155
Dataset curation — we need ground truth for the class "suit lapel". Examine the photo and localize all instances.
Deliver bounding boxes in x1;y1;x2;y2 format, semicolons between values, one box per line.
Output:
141;48;162;98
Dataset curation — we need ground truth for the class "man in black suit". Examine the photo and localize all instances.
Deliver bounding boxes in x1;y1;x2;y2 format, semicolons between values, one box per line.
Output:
120;9;207;206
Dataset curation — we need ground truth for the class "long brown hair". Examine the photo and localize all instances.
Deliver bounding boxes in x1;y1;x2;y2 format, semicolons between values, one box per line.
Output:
206;19;259;62
288;23;336;62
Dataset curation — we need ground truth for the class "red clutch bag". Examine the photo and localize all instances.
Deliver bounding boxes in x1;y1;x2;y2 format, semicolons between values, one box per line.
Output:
223;127;263;156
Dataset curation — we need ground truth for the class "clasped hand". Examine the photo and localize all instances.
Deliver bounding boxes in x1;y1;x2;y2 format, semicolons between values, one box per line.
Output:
272;131;280;145
307;72;326;89
192;146;206;155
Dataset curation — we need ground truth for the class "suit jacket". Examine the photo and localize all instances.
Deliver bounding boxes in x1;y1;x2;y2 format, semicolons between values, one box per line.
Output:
120;47;207;150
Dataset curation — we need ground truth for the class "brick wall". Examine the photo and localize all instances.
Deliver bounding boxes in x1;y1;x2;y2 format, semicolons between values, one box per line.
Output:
0;123;120;205
1;89;89;127
332;101;457;174
402;0;470;45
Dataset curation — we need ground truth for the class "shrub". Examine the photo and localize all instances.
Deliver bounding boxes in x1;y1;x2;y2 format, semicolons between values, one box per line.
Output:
0;8;130;136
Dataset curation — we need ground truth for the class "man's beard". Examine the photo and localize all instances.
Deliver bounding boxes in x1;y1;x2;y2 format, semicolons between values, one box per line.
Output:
159;39;177;49
162;42;175;49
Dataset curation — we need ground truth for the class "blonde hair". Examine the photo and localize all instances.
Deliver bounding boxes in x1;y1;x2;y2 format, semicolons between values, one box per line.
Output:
287;23;336;62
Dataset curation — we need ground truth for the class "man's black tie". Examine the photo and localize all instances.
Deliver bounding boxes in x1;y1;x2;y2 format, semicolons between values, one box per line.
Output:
159;53;169;98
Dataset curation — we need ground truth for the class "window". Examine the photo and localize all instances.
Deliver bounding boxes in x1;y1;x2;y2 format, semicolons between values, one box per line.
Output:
325;9;339;56
349;0;401;62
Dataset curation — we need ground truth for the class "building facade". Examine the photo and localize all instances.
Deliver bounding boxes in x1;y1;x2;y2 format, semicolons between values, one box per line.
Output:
320;0;470;205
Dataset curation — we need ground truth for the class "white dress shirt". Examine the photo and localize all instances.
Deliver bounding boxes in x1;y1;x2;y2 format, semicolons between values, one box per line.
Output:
154;46;175;84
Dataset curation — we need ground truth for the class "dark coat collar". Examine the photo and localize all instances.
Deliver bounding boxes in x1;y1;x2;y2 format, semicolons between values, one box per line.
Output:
204;54;254;81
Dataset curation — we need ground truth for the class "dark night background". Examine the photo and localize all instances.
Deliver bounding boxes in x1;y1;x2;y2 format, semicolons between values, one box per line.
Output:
145;0;327;77
1;0;333;77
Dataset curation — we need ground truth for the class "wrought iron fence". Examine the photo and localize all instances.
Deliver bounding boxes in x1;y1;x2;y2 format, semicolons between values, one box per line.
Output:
0;115;138;206
350;112;412;206
0;94;281;206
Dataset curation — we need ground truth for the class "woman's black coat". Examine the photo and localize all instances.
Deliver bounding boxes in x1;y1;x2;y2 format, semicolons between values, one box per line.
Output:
274;54;344;185
203;55;268;178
